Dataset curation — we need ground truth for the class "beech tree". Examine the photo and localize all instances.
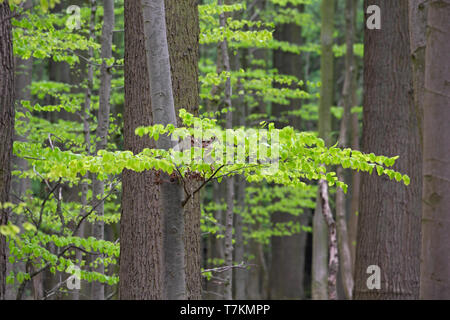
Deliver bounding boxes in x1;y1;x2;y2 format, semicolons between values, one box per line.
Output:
0;1;14;300
120;0;164;299
354;0;422;299
420;0;450;299
312;0;335;300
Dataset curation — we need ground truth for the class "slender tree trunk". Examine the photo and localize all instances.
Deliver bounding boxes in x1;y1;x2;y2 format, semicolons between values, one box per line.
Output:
420;0;450;300
319;180;338;300
348;107;360;271
335;0;357;300
91;0;114;300
354;0;422;300
164;0;202;300
312;0;335;300
74;0;96;301
217;0;234;301
120;0;164;300
234;178;246;299
141;0;186;300
0;1;14;301
269;3;307;300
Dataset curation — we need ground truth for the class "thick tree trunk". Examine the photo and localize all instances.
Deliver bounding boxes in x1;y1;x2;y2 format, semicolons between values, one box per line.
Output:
312;0;335;300
164;0;202;300
92;0;114;301
120;0;164;299
0;2;14;301
420;0;450;300
141;0;186;300
354;0;422;300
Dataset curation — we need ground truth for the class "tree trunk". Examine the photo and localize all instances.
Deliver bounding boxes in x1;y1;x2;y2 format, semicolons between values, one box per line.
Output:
335;0;357;300
92;0;114;300
216;0;234;301
164;0;202;300
234;178;246;299
74;0;96;301
420;0;450;300
408;0;427;146
120;0;164;299
269;3;308;300
312;0;335;300
354;0;422;300
0;1;14;301
348;108;360;271
319;180;338;300
141;0;186;300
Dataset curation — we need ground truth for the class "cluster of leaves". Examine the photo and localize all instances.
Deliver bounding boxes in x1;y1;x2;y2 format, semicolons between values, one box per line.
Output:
2;1;124;296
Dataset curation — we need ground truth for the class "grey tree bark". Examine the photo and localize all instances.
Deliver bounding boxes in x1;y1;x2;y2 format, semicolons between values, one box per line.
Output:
354;0;422;300
141;0;186;300
335;0;357;300
312;0;335;300
0;1;14;301
120;0;164;300
408;0;427;146
420;0;450;299
92;0;114;301
164;0;202;299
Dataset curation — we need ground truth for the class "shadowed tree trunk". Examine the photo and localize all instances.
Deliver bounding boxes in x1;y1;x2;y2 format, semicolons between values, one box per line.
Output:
420;0;450;300
92;0;114;301
312;0;335;300
335;0;357;300
120;0;164;299
354;0;422;300
269;3;308;300
0;1;14;301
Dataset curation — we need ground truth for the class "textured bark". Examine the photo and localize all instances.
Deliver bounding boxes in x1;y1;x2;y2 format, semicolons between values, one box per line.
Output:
141;0;186;300
408;0;427;146
420;0;450;300
120;0;164;299
6;0;33;299
165;0;202;300
335;0;357;300
270;3;307;300
354;0;422;300
319;180;338;300
0;1;14;301
91;0;114;300
312;0;335;300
